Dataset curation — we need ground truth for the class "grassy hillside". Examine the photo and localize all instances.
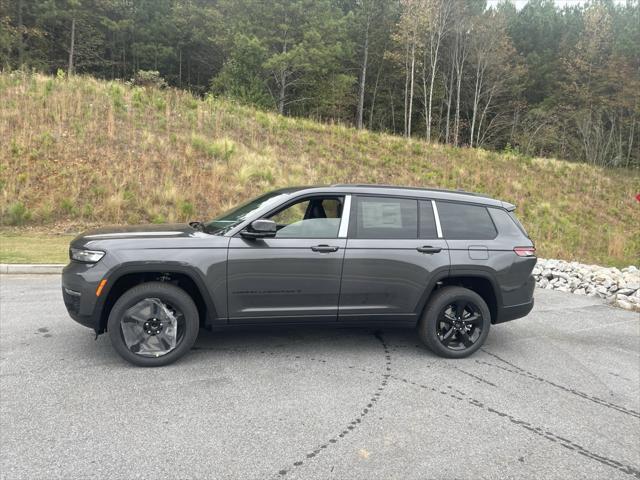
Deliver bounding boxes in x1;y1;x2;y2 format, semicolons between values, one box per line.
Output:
1;71;638;266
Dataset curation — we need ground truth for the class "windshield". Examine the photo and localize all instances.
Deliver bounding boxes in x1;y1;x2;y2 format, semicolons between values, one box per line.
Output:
204;189;295;234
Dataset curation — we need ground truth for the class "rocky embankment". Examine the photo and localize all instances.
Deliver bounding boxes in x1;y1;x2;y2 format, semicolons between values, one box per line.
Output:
533;259;640;312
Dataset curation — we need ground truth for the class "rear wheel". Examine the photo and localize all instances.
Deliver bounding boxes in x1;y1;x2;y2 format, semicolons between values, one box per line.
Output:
107;282;199;367
418;286;490;359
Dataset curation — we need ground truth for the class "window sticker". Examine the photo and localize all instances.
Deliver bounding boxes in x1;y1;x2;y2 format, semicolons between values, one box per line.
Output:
361;201;403;229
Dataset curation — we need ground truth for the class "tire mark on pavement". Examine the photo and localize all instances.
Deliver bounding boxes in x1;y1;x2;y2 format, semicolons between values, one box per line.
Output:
271;331;392;478
452;367;497;387
389;373;640;479
194;339;638;478
479;349;640;419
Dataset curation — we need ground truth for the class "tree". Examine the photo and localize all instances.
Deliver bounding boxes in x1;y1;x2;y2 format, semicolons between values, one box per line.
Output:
421;0;451;142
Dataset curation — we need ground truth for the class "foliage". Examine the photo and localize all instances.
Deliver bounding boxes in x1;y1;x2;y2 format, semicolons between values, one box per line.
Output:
129;70;167;89
2;0;638;166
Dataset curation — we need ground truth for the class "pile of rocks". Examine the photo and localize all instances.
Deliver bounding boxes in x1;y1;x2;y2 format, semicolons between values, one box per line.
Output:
533;258;640;312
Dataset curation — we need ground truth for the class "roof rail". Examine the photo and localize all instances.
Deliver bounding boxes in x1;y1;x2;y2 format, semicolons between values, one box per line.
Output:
329;183;489;198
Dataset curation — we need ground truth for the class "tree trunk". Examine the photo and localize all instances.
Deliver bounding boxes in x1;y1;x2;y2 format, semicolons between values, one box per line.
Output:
407;38;416;138
403;42;410;137
445;53;454;144
356;18;370;129
17;0;24;67
369;59;383;130
426;38;442;143
277;35;288;115
68;17;76;75
469;61;484;148
278;69;286;114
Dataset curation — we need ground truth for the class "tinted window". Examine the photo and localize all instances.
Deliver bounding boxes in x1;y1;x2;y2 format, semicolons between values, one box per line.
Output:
436;201;497;240
419;201;438;238
488;208;525;238
355;196;417;239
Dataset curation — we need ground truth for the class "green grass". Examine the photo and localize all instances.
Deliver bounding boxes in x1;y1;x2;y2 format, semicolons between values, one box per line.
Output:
0;234;72;264
0;71;638;266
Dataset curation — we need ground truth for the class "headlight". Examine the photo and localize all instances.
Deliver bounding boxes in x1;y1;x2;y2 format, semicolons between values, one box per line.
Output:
70;248;105;263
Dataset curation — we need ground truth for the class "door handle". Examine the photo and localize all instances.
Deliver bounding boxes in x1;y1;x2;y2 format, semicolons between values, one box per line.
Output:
417;245;442;254
311;245;340;253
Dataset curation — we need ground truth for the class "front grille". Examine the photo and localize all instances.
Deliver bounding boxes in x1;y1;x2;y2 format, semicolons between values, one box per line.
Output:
62;287;81;315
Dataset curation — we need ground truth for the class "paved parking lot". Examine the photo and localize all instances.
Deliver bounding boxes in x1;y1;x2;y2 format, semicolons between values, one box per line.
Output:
1;274;639;479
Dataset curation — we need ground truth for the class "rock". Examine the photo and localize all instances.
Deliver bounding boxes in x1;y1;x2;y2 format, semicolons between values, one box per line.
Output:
616;288;637;296
533;258;640;308
615;299;636;311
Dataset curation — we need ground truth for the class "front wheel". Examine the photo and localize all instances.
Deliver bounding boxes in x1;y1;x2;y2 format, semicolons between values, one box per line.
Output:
418;286;491;359
107;282;199;367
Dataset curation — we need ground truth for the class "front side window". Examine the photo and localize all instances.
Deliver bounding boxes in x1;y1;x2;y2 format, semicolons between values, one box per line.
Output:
436;201;497;240
354;196;418;239
267;197;343;238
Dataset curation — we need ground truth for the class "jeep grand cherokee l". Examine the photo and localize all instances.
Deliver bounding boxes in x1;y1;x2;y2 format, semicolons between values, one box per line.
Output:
62;185;536;366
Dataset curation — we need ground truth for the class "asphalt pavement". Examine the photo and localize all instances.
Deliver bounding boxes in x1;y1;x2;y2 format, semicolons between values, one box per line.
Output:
1;274;639;480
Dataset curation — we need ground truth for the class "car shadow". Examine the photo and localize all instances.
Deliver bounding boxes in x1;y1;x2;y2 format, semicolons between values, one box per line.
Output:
190;325;431;357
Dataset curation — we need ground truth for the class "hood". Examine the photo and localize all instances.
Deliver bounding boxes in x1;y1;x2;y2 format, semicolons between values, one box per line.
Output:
73;223;197;243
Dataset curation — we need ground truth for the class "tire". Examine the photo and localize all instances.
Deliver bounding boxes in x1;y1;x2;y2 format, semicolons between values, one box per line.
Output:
107;282;199;367
418;286;491;359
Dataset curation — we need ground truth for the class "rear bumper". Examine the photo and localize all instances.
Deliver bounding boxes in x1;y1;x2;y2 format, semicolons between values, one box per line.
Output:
494;274;535;324
494;298;534;324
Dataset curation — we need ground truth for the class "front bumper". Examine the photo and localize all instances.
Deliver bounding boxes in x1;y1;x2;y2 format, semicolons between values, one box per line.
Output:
61;261;107;331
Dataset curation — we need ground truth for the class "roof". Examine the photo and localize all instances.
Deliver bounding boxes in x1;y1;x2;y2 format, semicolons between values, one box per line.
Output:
283;184;510;208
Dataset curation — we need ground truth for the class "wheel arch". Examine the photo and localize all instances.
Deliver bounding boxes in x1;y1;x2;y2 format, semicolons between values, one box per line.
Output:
417;268;502;324
97;264;216;334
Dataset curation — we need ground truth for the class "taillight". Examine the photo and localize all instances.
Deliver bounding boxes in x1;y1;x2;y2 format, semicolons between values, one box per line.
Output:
514;246;536;257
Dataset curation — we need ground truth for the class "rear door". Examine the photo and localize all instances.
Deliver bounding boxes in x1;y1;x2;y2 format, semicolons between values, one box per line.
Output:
338;195;450;323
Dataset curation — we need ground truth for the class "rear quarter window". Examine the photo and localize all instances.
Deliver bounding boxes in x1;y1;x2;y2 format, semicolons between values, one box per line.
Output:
488;208;528;238
436;201;497;240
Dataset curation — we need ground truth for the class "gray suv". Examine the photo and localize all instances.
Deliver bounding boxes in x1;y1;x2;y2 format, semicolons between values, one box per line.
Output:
62;185;536;366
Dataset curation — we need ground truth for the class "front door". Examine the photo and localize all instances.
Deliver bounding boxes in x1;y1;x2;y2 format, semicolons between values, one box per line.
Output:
227;195;347;323
338;196;450;323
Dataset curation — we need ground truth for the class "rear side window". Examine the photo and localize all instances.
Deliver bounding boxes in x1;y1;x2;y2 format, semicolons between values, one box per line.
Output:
355;196;417;239
488;208;526;238
419;201;438;239
436;201;497;240
508;211;529;237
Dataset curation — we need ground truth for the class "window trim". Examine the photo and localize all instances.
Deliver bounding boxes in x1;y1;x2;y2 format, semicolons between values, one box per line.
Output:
338;195;351;238
431;200;443;238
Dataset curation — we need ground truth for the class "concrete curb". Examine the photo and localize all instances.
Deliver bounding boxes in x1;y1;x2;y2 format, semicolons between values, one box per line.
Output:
0;264;64;274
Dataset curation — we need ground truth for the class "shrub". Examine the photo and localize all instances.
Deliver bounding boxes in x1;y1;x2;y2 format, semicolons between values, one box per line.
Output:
179;200;195;217
130;70;167;89
6;202;31;225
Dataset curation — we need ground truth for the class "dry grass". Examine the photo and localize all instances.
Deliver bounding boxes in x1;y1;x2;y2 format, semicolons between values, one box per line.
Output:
0;233;72;263
0;72;638;266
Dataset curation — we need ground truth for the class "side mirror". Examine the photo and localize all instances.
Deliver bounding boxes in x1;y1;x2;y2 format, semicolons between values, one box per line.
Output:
240;219;277;239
